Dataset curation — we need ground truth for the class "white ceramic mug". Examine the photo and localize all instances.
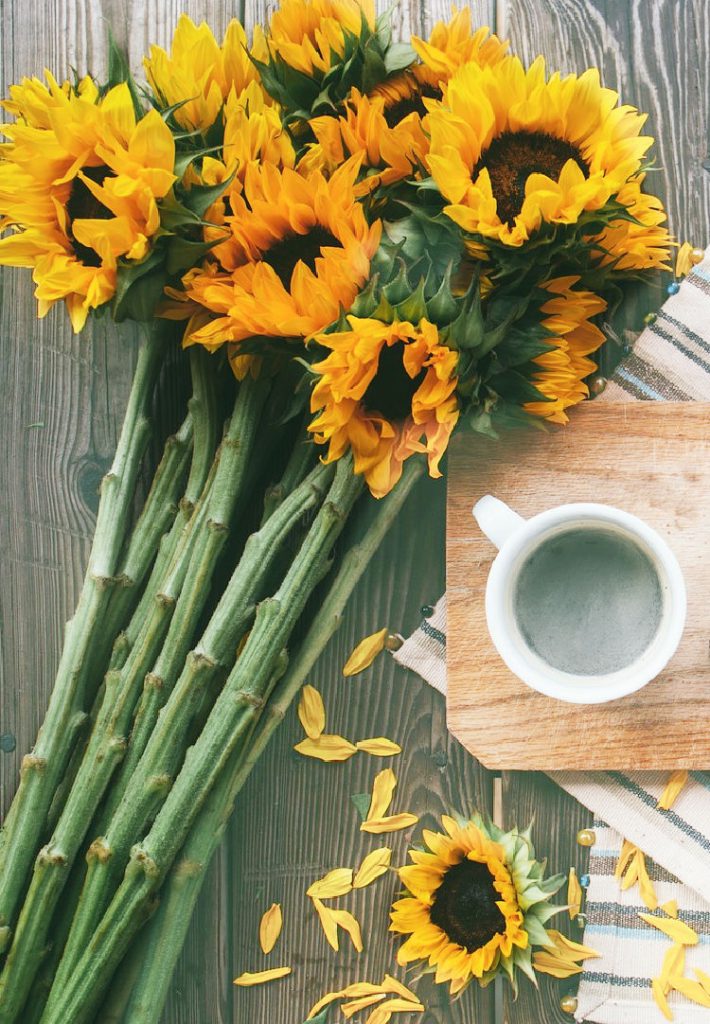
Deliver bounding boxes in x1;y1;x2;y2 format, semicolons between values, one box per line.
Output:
472;496;687;704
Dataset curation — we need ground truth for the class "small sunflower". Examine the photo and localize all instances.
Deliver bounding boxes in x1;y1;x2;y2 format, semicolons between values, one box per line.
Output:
427;55;664;250
523;278;607;423
174;157;381;352
390;813;564;996
267;0;375;77
143;15;268;133
0;74;175;331
308;315;459;498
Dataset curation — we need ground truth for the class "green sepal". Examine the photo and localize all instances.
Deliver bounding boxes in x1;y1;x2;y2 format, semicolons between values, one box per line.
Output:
427;266;460;324
522;914;553;948
488;371;552;406
113;251;168;323
382;260;412;305
182;170;236;219
301;1010;329;1024
393;278;427;322
173;144;223;181
106;29;144;120
384;41;417;74
351;793;371;821
165;236;221;276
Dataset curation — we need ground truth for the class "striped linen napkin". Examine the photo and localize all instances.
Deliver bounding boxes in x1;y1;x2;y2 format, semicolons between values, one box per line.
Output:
393;246;710;1022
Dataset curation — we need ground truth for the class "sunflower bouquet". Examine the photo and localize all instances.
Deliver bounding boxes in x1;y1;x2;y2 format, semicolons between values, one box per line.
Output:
0;2;671;1020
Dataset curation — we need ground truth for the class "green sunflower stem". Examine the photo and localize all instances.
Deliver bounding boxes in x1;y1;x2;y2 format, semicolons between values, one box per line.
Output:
43;457;334;1015
102;457;424;1024
0;323;168;952
40;458;364;1024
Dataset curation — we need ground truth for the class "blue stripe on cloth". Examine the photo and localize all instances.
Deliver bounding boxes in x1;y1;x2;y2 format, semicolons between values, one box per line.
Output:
581;972;658;989
585;901;710;925
584;924;710;942
607;772;710;854
420;619;446;646
693;265;710;282
613;366;666;400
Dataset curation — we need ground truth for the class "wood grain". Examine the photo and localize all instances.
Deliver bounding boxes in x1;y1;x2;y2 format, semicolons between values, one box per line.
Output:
447;403;710;770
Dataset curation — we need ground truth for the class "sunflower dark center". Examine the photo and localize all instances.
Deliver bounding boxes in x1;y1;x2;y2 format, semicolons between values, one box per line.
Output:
66;166;113;268
384;83;442;128
474;130;587;226
262;226;341;289
429;857;506;953
361;341;425;421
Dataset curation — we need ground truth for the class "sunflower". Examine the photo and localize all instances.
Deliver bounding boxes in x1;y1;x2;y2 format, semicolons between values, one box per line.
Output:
267;0;375;77
523;278;607;423
427;55;660;249
308;316;459;498
0;74;175;331
174;157;381;353
390;813;564;995
143;15;268;133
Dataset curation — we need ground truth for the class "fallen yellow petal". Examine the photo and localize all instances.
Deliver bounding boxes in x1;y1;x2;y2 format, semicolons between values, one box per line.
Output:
307;868;353;900
636;851;658;911
366;999;425;1024
545;930;602;961
343;628;388;676
233;966;291;986
307;988;346;1019
694;968;710;994
258;903;283;955
361;813;419;834
620;853;640;891
381;974;419;1001
615;839;637;880
366;768;397;821
661;900;679;919
567;868;582;919
294;734;358;762
652;977;674;1021
342;982;391;998
658;770;689;811
354;848;392;889
533;951;584;977
660;944;685;992
669;976;710;1007
298;685;326;740
638;913;699;945
312;897;339;951
331;908;364;953
356;738;402;757
342;994;387;1018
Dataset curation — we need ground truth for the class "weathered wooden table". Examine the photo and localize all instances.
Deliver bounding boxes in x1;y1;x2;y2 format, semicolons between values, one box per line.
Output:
1;1;708;1021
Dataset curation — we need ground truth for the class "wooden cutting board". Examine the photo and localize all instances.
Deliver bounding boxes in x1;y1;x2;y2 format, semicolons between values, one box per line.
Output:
446;403;710;770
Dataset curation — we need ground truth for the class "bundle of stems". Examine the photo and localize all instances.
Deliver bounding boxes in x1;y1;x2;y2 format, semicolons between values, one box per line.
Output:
0;324;418;1023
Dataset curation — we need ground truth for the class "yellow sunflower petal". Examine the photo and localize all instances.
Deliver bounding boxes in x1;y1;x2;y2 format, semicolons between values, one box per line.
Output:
638;913;699;945
669;976;710;1007
636;851;658;911
367;998;425;1021
660;944;685;992
545;930;601;961
306;988;346;1019
361;813;419;834
694;968;710;994
615;838;637;880
356;738;402;757
652;977;674;1020
658;770;689;811
258;903;283;954
366;768;397;821
294;734;357;762
298;684;326;740
353;848;392;888
312;897;339;951
343;628;389;676
331;908;364;952
567;868;582;919
532;951;583;978
307;868;353;899
381;975;419;1001
662;900;679;919
342;994;387;1018
233;966;291;986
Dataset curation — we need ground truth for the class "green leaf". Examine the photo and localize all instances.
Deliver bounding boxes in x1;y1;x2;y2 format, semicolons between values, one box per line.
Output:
165;236;220;276
113;267;167;322
106;29;143;120
361;48;387;94
384;42;417;74
351;793;371;821
183;170;236;219
301;1010;330;1024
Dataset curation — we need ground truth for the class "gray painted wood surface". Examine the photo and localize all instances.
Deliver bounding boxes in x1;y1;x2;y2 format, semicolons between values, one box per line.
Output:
0;1;708;1022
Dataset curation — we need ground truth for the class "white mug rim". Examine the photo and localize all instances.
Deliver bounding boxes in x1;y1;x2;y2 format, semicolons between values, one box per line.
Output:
482;502;687;704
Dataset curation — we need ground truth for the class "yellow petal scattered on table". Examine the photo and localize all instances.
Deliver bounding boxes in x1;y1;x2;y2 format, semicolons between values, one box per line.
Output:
658;770;689;811
615;839;637;880
342;994;387;1018
294;734;358;762
366;997;425;1022
695;968;710;994
258;903;283;954
638;913;699;946
361;813;419;834
652;978;675;1021
660;944;685;993
669;976;710;1007
343;628;388;676
545;930;601;961
567;868;582;919
307;868;353;900
532;951;584;978
233;966;292;986
331;908;364;953
621;856;640;890
381;974;419;1001
298;685;326;740
366;768;397;821
662;900;679;919
312;897;339;951
307;988;346;1019
636;851;658;911
353;847;391;889
356;738;402;757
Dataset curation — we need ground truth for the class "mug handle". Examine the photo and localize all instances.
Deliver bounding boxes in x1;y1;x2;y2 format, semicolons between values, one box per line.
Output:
472;495;525;550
